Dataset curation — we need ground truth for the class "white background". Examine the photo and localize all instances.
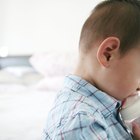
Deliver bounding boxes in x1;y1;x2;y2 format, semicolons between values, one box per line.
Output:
0;0;101;55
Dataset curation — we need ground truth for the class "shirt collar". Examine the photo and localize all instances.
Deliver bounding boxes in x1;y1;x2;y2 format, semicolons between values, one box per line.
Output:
64;74;121;118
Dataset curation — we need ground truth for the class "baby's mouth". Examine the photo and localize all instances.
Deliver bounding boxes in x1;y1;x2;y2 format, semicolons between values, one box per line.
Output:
121;92;140;109
121;98;127;108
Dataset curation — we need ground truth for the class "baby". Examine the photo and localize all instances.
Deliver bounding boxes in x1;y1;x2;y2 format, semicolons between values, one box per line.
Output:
43;0;140;139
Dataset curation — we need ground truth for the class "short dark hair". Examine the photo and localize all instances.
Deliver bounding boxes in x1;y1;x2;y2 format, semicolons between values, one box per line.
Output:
79;0;140;55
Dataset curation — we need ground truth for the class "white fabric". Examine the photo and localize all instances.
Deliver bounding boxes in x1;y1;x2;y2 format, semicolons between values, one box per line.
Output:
29;52;77;77
0;84;57;140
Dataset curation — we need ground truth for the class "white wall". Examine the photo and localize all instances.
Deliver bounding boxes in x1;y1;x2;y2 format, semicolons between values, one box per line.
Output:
1;0;101;55
0;0;5;47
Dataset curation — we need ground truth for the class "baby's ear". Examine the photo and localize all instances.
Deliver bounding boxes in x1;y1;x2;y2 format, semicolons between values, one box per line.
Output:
96;37;120;67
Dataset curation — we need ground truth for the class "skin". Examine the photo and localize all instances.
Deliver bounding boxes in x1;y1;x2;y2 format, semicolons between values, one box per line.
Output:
74;37;140;139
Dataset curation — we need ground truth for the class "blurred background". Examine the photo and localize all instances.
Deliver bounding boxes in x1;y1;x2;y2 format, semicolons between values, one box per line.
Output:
0;0;100;140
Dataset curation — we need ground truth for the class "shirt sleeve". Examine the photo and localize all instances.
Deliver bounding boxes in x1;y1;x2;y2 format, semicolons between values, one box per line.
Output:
65;112;108;140
80;118;108;140
43;112;108;140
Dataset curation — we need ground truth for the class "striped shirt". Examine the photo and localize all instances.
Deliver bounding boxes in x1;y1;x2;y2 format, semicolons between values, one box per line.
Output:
43;74;133;140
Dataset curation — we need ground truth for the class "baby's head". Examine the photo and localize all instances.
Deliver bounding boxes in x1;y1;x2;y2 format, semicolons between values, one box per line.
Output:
76;0;140;100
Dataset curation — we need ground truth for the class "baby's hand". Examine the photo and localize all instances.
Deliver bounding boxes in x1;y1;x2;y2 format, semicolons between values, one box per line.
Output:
132;122;140;140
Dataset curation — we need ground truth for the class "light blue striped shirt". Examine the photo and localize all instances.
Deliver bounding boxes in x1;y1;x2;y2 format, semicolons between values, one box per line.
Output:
43;74;133;140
